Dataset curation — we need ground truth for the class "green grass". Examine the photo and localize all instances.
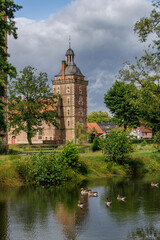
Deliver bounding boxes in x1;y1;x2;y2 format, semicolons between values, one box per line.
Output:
0;144;160;186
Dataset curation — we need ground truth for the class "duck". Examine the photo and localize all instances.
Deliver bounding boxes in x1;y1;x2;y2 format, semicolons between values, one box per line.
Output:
105;197;112;207
88;190;98;197
117;194;126;202
80;188;89;195
77;200;84;209
151;182;159;188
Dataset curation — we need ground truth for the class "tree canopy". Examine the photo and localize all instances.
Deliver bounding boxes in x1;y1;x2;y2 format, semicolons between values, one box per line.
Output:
88;110;111;123
104;0;160;134
0;0;22;134
104;81;141;129
8;66;58;144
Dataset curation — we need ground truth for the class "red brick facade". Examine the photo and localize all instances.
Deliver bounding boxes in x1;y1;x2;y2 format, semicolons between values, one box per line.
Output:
8;47;88;144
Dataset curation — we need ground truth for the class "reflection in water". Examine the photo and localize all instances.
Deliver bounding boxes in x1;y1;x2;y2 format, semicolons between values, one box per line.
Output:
127;225;160;240
1;177;160;239
0;201;8;240
56;194;89;240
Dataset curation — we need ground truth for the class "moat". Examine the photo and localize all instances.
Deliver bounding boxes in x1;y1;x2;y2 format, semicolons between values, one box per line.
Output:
0;177;160;240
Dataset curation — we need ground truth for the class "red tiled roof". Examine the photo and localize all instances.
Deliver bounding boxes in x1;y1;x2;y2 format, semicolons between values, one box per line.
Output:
139;125;152;133
88;122;104;134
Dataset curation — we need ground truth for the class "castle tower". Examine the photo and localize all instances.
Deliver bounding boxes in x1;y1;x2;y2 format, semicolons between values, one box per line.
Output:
52;45;88;142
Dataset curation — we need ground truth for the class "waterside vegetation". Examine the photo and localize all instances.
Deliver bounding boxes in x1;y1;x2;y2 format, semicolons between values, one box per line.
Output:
0;137;160;186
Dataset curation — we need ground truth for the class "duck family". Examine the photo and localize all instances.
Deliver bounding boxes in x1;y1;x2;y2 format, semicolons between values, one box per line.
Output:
78;182;158;209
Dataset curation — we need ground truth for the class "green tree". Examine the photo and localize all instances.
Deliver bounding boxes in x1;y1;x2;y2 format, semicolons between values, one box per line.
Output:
104;81;141;130
8;66;58;144
88;110;111;123
74;122;88;144
0;0;22;134
104;128;133;164
114;0;160;135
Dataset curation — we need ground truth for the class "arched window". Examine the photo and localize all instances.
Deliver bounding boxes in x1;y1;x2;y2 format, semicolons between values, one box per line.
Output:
67;97;70;104
67;120;70;126
67;109;70;115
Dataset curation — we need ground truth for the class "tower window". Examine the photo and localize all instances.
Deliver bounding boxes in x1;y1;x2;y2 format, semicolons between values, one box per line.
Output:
57;87;60;94
67;109;70;115
67;97;70;104
79;86;82;94
66;86;70;93
67;120;70;126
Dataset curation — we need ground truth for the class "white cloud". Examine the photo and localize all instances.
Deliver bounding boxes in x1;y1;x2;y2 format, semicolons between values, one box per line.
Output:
8;0;152;112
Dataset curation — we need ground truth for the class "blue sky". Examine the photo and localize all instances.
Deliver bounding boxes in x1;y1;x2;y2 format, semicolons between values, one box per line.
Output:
9;0;152;113
14;0;74;20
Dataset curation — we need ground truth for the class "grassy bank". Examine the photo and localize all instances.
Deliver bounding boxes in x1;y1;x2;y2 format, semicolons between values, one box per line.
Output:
0;143;160;186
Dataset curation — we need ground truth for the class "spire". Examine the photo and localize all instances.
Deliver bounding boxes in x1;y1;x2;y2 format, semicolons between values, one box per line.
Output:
69;35;71;49
66;36;74;64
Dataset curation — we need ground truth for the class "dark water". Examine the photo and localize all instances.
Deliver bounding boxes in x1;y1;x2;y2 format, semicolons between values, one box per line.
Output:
1;177;160;240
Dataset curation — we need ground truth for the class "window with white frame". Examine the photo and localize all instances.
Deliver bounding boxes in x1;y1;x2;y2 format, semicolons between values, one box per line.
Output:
38;130;42;140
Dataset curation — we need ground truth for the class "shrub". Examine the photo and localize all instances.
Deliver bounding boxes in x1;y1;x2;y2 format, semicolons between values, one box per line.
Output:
60;141;80;169
91;137;100;152
104;128;133;164
17;152;71;185
154;131;160;151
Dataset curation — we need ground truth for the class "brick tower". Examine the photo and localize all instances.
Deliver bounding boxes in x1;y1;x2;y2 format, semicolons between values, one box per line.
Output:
52;45;88;143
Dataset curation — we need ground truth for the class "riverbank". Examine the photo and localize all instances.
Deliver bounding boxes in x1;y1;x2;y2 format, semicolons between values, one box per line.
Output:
0;144;160;186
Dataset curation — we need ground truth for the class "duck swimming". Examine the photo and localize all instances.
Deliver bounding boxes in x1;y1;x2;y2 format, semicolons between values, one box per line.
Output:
77;200;84;209
88;190;98;197
105;197;112;207
117;194;126;202
151;182;159;188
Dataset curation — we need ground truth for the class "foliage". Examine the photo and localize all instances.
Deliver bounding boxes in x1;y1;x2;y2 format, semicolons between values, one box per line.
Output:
104;128;133;164
16;141;87;185
17;152;70;185
0;1;22;133
153;131;160;151
88;110;111;123
91;137;101;152
104;81;141;130
8;66;58;144
59;141;80;169
74;122;88;144
113;1;160;135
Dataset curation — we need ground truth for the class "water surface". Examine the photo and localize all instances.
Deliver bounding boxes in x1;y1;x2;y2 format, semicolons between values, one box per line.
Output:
1;177;160;240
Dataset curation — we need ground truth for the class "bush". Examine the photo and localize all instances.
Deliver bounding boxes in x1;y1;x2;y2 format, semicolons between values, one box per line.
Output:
17;152;71;185
91;137;100;152
60;141;80;169
154;131;160;151
104;129;133;164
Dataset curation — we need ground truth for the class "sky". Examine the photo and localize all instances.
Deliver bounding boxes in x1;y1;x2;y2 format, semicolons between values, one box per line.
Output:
9;0;152;113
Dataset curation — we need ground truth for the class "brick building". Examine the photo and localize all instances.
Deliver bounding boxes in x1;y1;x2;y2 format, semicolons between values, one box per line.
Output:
8;46;88;144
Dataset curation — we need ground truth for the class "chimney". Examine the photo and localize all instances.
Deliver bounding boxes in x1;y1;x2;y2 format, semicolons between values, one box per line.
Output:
62;60;66;79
